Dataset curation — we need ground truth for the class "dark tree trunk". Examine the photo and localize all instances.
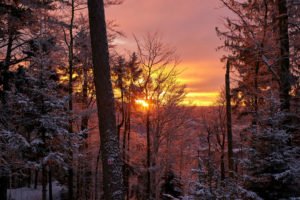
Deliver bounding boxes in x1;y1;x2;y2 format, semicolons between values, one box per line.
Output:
220;153;225;181
146;109;151;199
179;147;183;180
126;104;131;199
278;0;291;111
95;147;101;200
117;85;125;142
1;18;13;104
218;129;226;181
68;0;75;133
81;111;89;131
76;162;81;200
84;156;92;200
197;150;202;186
0;24;13;199
87;0;124;199
122;111;129;200
67;1;75;199
81;62;89;131
40;68;47;200
0;176;8;200
226;60;234;178
27;169;32;188
221;126;226;181
254;62;259;126
68;168;73;200
49;168;53;200
42;164;47;200
34;170;38;189
207;130;212;193
80;63;90;200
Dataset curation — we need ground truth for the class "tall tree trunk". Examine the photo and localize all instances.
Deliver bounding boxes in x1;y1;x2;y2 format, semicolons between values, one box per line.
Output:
254;62;259;127
153;116;161;200
68;0;75;132
76;161;81;200
67;0;75;198
68;0;75;200
67;168;73;200
207;130;212;193
95;147;101;200
87;0;124;199
219;130;226;181
179;146;183;180
81;62;89;131
1;16;13;104
79;63;90;199
122;111;129;200
42;164;47;200
0;23;13;200
27;169;32;188
40;66;47;200
146;109;151;200
34;170;38;189
0;176;8;200
126;103;131;199
278;0;291;111
226;60;234;178
84;152;92;200
48;168;53;200
220;153;225;181
118;84;125;141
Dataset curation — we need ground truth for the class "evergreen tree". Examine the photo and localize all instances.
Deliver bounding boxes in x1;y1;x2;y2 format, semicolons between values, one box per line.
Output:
217;0;300;199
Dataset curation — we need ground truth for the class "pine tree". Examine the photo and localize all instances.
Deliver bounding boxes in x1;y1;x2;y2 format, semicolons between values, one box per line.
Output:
0;1;62;199
217;0;300;198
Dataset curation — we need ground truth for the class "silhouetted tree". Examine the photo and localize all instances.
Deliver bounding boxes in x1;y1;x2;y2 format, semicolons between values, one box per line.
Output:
87;0;124;199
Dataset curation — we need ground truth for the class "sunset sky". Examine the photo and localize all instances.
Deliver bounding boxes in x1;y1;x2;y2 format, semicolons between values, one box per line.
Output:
106;0;231;106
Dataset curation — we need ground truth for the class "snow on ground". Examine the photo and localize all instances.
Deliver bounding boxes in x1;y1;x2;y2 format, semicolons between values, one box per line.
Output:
8;181;65;200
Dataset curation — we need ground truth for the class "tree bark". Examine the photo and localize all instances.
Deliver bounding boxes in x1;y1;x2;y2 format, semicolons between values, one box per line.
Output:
126;103;131;199
278;0;291;111
146;109;151;200
216;124;226;181
27;169;32;188
67;1;75;199
68;0;74;133
1;16;13;104
117;80;125;141
207;129;212;193
253;62;259;127
48;168;53;200
87;0;124;199
0;25;13;198
34;170;38;189
94;147;101;200
226;60;234;178
81;62;89;131
122;110;129;200
0;176;8;200
67;168;73;200
42;164;47;200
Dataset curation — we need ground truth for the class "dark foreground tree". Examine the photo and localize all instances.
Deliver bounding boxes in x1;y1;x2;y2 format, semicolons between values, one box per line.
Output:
87;0;124;199
160;170;183;200
225;60;234;178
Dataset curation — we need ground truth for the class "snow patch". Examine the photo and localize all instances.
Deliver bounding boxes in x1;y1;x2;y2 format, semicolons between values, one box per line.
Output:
8;181;64;200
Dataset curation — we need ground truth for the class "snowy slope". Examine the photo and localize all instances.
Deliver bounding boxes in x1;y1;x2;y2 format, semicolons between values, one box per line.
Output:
8;181;65;200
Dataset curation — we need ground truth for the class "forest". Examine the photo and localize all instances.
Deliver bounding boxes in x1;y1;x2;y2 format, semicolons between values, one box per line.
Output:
0;0;299;199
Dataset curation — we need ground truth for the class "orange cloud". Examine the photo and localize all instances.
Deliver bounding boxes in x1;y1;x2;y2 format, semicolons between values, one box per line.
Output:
106;0;231;106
